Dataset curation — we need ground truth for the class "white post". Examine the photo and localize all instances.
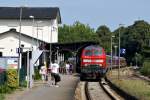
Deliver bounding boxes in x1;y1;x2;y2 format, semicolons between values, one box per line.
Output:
27;51;30;89
118;25;121;80
36;22;38;47
118;24;124;80
29;15;35;49
114;45;118;67
57;48;59;64
28;16;35;88
18;6;23;86
36;21;42;48
111;35;115;72
50;21;52;64
29;59;33;88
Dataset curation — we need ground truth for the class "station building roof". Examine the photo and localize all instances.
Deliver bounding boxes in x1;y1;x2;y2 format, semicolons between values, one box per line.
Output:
0;7;61;23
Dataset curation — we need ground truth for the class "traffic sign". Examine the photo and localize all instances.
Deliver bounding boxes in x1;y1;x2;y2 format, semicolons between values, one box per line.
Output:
121;48;126;54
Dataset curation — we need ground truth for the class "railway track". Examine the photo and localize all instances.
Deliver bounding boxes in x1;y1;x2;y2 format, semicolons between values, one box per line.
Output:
85;80;124;100
75;67;147;100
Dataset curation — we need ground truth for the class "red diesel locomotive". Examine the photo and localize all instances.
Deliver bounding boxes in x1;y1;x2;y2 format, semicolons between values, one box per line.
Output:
77;45;107;80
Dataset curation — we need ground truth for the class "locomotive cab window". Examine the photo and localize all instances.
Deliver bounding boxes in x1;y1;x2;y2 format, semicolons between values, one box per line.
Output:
93;49;102;55
84;50;92;56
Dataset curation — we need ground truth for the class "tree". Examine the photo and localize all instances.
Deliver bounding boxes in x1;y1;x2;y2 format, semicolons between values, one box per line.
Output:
114;20;150;65
58;21;99;43
96;25;111;53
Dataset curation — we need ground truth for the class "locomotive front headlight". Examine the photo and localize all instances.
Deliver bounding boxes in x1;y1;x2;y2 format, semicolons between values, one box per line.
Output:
84;64;88;66
95;59;104;63
83;59;91;62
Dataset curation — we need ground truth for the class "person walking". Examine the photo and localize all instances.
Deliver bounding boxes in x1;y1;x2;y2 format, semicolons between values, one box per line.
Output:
39;64;47;83
65;61;70;74
50;61;61;87
69;63;73;74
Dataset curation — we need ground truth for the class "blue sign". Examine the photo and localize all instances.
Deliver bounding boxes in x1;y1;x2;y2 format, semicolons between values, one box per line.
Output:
121;48;126;54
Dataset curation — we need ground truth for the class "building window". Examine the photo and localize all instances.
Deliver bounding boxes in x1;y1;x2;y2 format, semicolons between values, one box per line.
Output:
0;52;2;57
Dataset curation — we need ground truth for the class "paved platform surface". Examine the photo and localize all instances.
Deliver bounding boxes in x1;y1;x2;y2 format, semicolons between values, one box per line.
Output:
5;74;79;100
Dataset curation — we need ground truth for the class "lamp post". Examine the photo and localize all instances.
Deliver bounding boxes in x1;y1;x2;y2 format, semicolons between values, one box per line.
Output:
49;21;56;66
114;45;118;78
36;21;42;48
28;15;34;89
49;24;52;65
56;47;59;64
29;15;34;49
38;28;45;62
118;24;124;80
49;22;56;65
111;35;115;72
18;6;23;86
114;45;118;63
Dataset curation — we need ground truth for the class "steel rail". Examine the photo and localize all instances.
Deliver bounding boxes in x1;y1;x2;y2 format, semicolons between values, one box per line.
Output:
85;82;92;100
99;80;120;100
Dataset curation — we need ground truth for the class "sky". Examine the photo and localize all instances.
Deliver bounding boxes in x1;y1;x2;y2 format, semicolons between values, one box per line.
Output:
0;0;150;31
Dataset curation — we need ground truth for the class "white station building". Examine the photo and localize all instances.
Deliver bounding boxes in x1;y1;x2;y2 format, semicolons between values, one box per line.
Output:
0;7;61;88
0;7;61;57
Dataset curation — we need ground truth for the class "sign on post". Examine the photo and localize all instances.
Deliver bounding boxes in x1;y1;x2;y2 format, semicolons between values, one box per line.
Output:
121;48;126;54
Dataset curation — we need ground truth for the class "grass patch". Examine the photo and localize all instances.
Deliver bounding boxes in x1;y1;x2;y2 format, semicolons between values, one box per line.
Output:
107;69;150;100
140;60;150;76
111;79;150;100
0;94;5;100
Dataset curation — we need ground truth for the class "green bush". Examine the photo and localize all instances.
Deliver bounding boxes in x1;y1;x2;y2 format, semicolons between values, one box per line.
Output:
20;80;27;87
0;71;7;85
0;84;13;93
0;84;15;100
140;60;150;76
0;94;4;100
6;69;19;88
34;68;41;80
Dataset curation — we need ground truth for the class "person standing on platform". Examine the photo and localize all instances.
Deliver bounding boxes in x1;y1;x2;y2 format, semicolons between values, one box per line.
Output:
69;63;73;74
50;61;61;87
65;61;70;74
39;64;47;83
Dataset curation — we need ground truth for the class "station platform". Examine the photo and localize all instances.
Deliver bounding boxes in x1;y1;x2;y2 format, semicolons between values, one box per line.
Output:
5;74;79;100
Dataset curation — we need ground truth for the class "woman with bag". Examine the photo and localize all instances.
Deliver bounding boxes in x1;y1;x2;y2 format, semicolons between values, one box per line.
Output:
50;61;61;87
